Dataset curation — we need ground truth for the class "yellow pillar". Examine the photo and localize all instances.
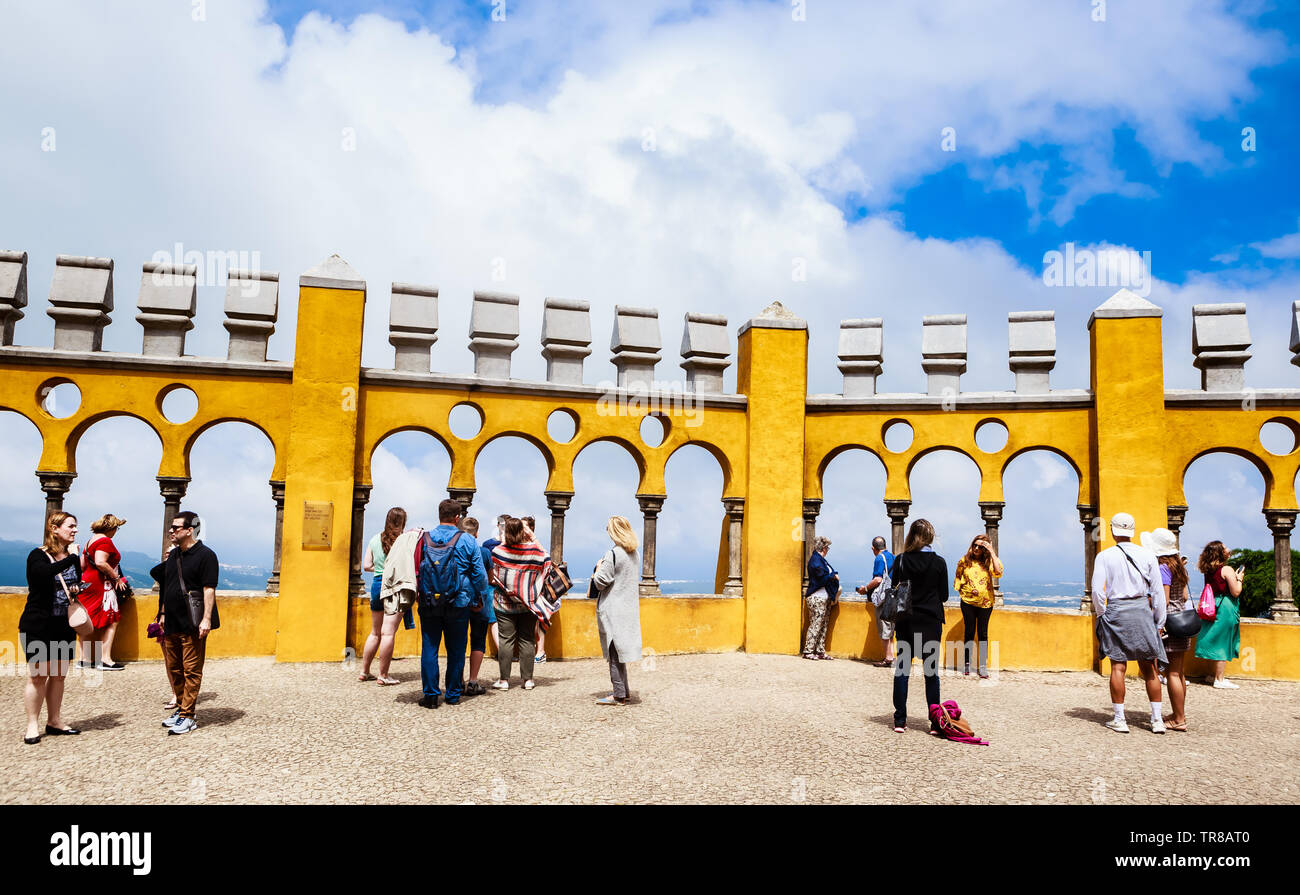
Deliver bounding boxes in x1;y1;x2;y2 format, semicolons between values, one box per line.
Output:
736;304;808;654
275;256;367;661
1089;289;1168;548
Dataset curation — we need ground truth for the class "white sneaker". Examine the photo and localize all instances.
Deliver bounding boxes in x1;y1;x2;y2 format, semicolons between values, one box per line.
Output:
491;680;509;691
167;717;197;735
161;711;181;729
1105;717;1129;734
1212;679;1240;689
523;679;535;690
1151;717;1166;734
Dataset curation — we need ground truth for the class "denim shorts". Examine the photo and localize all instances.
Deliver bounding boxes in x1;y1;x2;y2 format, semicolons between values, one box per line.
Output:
370;575;414;629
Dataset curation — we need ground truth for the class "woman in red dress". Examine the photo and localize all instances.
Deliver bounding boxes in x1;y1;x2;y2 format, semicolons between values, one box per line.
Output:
79;514;129;670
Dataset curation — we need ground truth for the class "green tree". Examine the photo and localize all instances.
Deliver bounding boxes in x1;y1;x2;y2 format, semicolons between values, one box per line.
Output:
1216;548;1300;617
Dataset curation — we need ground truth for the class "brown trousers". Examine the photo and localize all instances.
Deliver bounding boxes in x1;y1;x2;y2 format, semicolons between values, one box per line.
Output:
161;632;207;720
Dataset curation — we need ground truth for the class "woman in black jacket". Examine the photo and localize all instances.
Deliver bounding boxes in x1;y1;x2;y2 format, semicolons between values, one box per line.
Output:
19;511;85;744
889;518;949;733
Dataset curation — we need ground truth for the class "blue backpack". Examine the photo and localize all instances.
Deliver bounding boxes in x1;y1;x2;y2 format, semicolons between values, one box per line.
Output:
418;530;464;610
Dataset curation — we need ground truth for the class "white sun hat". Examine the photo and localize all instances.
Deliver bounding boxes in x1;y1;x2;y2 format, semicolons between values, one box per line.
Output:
1140;528;1178;557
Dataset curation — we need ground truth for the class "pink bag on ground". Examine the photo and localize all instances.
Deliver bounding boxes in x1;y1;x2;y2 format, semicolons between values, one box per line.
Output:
928;700;989;746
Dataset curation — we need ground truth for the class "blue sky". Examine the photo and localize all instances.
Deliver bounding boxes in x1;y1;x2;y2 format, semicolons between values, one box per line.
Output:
2;0;1298;591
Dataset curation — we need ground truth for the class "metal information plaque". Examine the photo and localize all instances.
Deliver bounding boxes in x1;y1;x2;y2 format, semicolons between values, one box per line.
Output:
302;501;333;548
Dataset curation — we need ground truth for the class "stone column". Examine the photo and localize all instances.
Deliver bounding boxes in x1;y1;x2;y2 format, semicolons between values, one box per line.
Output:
349;484;371;597
36;472;76;533
267;480;286;593
637;494;665;595
1078;504;1098;612
884;499;910;557
156;476;189;592
801;498;821;592
447;487;474;517
721;497;744;595
979;500;1005;607
544;491;572;565
1265;509;1298;618
1166;505;1187;550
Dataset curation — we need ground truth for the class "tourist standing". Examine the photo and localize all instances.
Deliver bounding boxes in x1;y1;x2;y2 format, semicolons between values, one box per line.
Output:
481;515;508;653
521;515;550;662
19;512;84;744
888;519;949;733
856;535;895;667
592;515;642;706
953;534;1002;678
78;514;129;670
460;516;495;696
360;507;411;685
150;511;219;736
415;499;490;708
1194;540;1244;689
489;518;551;691
1090;512;1166;734
1142;528;1189;729
803;536;839;659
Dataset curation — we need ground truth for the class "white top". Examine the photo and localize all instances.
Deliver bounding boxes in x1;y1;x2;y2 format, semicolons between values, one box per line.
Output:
1091;541;1167;628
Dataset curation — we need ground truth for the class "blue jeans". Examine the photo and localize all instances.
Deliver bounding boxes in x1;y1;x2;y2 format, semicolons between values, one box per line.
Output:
369;576;414;630
419;608;469;702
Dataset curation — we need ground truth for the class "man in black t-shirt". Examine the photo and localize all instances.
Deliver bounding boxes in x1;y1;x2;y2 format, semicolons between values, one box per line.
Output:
149;511;219;735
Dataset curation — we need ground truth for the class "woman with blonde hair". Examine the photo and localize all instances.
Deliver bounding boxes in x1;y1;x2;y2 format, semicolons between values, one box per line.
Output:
591;515;641;706
79;513;129;670
360;507;411;684
953;533;1002;678
1195;540;1244;689
19;511;85;743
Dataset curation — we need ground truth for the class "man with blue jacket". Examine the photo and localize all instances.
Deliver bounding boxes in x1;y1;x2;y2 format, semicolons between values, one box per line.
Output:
416;499;491;709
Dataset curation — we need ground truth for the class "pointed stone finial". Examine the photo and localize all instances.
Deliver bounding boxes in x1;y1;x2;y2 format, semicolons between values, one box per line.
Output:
48;255;114;351
469;290;520;379
1088;288;1161;329
680;312;731;393
1008;311;1056;395
224;269;280;362
0;250;27;346
611;305;661;390
921;314;967;396
300;254;366;292
541;297;592;385
389;283;438;373
837;318;883;397
1192;303;1251;391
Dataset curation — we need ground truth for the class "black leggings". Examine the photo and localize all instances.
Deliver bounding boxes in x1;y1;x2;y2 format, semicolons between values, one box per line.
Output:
960;602;993;671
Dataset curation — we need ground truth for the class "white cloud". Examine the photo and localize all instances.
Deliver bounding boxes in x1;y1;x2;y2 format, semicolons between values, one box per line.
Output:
1250;219;1300;260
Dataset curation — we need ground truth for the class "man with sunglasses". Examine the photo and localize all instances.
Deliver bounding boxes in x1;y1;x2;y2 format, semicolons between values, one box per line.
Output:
149;511;219;735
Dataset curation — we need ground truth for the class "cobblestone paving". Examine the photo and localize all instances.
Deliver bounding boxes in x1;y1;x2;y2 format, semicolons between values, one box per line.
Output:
1;653;1297;804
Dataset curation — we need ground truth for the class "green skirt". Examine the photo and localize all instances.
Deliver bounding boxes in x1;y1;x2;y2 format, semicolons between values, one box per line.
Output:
1194;596;1240;661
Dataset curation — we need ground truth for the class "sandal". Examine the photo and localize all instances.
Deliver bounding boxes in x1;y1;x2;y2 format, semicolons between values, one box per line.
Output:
1166;721;1187;732
376;676;399;686
596;695;626;706
358;672;376;682
873;659;893;668
817;654;835;660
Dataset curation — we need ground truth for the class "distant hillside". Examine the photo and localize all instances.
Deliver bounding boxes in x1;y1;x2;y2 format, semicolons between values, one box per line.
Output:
0;539;270;591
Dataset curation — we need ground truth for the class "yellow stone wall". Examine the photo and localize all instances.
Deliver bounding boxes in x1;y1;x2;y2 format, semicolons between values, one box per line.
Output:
4;261;1300;674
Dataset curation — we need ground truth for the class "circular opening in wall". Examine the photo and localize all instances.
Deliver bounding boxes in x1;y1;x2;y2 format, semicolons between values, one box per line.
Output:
547;408;578;444
1260;419;1299;456
448;402;484;440
883;419;913;453
975;419;1009;453
159;385;198;425
37;379;80;419
640;414;667;448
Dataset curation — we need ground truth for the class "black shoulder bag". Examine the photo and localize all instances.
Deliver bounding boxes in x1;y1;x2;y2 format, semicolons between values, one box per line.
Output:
877;554;913;624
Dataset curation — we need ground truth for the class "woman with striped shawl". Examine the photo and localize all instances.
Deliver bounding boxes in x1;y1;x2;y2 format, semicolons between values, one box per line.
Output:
489;517;553;691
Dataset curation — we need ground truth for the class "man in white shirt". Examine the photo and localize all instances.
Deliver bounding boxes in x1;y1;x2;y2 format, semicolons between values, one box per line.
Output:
1090;512;1168;734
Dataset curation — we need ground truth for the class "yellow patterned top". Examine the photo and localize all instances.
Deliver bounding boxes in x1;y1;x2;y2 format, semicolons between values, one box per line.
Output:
954;556;999;608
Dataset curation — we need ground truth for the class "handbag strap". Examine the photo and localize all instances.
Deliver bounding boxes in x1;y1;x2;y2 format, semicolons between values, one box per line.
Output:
45;549;76;601
1116;544;1152;589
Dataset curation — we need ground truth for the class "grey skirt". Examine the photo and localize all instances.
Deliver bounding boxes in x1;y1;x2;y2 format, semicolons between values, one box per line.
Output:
1096;597;1167;664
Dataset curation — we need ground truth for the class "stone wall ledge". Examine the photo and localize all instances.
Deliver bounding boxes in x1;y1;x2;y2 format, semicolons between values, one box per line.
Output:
0;346;292;379
361;368;748;408
1165;388;1300;407
807;389;1092;411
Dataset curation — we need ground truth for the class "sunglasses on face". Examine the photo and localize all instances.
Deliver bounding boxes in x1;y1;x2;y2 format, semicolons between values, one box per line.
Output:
169;524;191;532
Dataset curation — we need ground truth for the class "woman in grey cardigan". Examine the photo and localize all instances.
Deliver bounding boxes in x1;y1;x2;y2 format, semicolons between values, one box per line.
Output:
591;515;641;706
